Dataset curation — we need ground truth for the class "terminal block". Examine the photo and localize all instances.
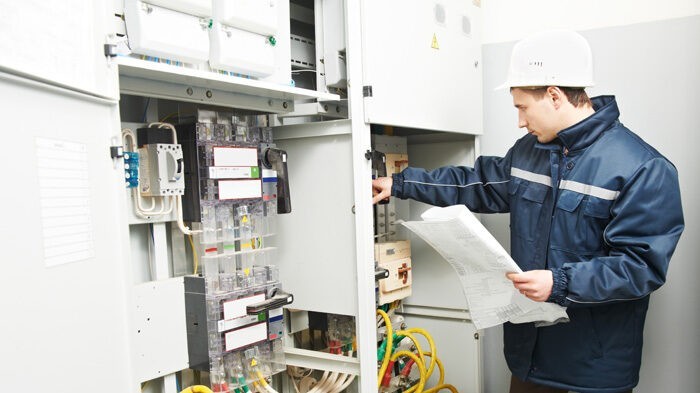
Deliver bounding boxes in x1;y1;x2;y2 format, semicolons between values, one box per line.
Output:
375;240;412;305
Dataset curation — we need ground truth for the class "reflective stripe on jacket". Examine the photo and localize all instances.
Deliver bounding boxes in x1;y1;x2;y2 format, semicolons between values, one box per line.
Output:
392;96;684;393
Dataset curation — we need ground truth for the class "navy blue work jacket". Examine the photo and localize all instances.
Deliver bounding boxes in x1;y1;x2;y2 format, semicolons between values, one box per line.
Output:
392;96;684;392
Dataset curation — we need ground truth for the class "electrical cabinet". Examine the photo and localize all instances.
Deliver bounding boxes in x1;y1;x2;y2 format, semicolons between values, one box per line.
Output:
2;1;484;392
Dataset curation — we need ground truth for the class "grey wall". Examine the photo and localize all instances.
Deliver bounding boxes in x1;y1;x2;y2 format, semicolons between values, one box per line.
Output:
480;16;700;393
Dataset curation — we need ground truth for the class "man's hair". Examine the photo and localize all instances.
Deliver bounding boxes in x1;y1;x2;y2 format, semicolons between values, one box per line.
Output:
517;86;592;108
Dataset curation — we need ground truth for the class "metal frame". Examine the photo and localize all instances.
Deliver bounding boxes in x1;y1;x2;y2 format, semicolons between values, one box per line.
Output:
117;56;340;112
345;0;378;391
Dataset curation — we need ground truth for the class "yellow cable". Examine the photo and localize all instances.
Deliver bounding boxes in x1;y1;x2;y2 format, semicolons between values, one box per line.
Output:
180;385;214;393
256;370;269;387
160;112;179;122
391;350;426;393
422;352;445;390
376;309;394;388
395;331;428;384
403;328;437;381
424;384;458;393
188;234;199;275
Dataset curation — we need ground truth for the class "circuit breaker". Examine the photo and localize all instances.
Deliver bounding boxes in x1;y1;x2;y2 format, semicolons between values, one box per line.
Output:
137;126;185;196
375;240;412;305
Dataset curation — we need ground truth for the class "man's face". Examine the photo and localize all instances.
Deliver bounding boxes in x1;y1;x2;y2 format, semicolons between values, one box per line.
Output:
511;88;560;143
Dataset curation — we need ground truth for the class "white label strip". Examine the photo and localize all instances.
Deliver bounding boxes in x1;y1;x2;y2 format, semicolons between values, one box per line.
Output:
218;315;259;333
269;308;283;319
36;137;94;267
218;179;262;200
224;323;268;351
209;166;253;179
222;293;266;320
213;147;258;167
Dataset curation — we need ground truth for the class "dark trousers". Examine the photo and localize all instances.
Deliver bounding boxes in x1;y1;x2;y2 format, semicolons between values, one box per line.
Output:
510;375;633;393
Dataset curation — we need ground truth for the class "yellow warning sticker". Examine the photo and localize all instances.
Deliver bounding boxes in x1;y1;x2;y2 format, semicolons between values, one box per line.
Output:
431;33;439;50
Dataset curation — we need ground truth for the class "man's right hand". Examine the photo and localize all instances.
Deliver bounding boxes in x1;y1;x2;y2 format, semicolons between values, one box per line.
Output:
372;176;393;204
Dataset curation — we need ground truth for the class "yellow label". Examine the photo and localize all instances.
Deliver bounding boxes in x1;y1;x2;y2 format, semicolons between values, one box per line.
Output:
250;359;258;367
244;268;250;276
431;33;439;50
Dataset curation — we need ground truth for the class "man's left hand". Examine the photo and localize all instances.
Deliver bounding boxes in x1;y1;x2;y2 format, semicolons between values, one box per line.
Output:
506;270;553;302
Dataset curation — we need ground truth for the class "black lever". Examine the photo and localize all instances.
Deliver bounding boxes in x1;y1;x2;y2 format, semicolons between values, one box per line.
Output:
246;290;294;315
375;267;390;281
262;148;292;214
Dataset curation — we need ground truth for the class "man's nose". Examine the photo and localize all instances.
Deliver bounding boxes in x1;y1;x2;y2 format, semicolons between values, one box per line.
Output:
518;114;527;129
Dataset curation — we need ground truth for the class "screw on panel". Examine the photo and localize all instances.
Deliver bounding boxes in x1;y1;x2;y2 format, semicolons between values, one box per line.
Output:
324;105;329;111
283;102;288;109
336;106;341;113
474;332;480;340
206;90;213;98
186;87;194;96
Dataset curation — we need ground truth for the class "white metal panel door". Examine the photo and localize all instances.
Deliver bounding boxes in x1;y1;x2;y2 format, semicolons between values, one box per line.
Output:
362;0;483;134
0;73;135;392
0;0;119;99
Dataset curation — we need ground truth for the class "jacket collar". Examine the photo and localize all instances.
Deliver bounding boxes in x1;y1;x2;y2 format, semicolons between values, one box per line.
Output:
536;95;620;152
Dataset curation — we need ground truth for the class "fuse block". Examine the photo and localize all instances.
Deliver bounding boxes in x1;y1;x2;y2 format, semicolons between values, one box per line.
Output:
180;112;290;391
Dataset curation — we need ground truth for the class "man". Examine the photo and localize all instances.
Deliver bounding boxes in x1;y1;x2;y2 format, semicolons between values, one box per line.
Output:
372;30;684;393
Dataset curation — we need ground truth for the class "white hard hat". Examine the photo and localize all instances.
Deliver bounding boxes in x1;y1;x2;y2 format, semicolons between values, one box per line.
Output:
498;30;594;89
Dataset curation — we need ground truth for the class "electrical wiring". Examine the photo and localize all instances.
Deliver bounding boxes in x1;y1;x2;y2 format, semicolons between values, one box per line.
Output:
376;309;394;388
396;331;427;379
159;112;179;122
334;373;356;393
424;384;458;393
187;234;199;274
307;371;332;393
179;385;214;393
141;97;150;122
255;370;280;393
391;350;426;393
420;353;446;393
401;328;437;382
122;128;174;218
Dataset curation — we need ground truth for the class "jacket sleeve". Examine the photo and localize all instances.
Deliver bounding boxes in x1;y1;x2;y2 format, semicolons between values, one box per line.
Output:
391;148;514;214
548;157;685;307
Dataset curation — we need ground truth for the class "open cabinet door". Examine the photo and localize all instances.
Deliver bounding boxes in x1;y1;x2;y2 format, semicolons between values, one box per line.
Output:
0;0;119;99
0;74;135;392
361;0;482;134
0;2;134;392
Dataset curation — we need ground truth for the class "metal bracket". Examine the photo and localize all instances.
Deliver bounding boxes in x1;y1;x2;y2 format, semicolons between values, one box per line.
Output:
363;85;373;97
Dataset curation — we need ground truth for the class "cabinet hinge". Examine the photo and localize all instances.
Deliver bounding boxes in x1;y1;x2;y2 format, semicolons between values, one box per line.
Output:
104;43;117;58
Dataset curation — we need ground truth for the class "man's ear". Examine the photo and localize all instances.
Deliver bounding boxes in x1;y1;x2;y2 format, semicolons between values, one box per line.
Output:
546;86;564;109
